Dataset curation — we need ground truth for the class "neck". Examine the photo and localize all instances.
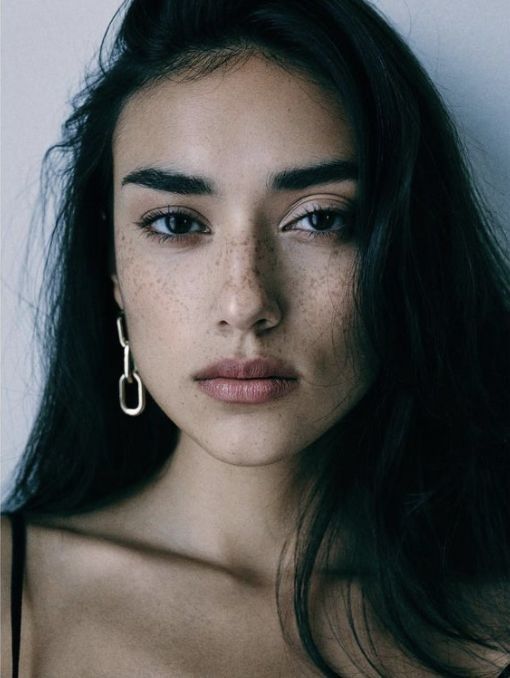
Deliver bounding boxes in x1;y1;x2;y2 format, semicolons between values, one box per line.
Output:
121;431;307;584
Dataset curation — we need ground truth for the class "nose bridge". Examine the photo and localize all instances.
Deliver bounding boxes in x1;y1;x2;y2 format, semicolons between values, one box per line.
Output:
226;231;272;282
216;231;281;331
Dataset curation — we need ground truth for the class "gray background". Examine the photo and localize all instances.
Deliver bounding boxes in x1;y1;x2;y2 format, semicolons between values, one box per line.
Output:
2;0;509;499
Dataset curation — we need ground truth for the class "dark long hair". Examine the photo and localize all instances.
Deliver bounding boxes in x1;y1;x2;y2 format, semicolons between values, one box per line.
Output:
4;1;510;675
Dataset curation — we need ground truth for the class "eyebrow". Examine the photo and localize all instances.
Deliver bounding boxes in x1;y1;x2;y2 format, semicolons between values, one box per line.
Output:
120;158;358;195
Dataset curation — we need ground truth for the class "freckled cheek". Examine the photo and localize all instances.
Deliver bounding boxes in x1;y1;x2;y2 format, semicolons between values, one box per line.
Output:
300;261;355;331
326;277;372;386
117;260;203;391
301;266;358;376
115;246;199;344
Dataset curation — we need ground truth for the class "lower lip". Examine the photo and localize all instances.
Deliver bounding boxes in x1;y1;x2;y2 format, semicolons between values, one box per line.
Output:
196;377;298;404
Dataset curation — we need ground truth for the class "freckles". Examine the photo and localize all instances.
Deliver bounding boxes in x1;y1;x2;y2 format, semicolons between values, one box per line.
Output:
325;255;357;316
298;257;357;371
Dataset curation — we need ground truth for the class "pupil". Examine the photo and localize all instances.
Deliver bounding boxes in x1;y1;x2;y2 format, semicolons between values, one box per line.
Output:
311;212;332;231
166;214;191;234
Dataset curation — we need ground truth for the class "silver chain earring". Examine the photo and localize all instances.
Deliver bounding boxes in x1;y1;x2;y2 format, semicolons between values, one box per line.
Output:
116;313;146;416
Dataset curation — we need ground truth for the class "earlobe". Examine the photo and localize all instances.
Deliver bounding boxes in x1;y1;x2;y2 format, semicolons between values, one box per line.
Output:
111;273;124;310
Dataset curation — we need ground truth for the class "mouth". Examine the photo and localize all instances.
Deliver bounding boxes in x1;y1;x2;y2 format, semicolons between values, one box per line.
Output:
196;376;298;404
193;356;299;381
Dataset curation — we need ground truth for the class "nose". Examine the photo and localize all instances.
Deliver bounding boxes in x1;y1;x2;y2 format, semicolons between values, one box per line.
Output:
215;236;282;334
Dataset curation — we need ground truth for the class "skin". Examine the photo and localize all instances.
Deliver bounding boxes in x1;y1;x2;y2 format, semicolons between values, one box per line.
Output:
112;54;368;469
2;52;508;677
107;56;370;579
108;53;373;577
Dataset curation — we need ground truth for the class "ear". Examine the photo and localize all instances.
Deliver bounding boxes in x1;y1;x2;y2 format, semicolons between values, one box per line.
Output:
111;273;124;311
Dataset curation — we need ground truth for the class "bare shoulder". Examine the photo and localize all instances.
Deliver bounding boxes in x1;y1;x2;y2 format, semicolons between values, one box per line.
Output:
400;579;510;677
318;576;510;677
23;512;134;596
5;511;143;678
2;510;139;678
455;579;510;676
1;515;13;677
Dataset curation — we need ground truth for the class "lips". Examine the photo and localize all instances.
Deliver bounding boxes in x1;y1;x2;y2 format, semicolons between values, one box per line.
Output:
193;357;299;381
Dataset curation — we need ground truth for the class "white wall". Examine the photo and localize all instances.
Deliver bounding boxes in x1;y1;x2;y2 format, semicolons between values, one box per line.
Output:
1;0;123;497
2;0;509;499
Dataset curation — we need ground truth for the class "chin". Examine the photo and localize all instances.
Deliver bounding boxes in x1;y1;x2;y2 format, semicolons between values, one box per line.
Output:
204;444;298;468
176;417;308;468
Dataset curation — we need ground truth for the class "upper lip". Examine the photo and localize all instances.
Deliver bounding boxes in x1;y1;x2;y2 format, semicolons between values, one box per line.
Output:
194;357;299;380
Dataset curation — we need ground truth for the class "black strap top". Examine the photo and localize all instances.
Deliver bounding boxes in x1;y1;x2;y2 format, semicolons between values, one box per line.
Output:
5;511;510;678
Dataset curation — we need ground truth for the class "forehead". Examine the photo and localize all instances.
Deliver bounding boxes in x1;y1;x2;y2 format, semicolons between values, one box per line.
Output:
113;54;355;191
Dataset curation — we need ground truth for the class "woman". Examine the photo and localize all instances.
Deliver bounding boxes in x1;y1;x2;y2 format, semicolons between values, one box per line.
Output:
2;0;509;676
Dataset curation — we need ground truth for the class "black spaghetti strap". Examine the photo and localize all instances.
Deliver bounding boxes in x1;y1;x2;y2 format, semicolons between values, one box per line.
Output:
9;512;26;678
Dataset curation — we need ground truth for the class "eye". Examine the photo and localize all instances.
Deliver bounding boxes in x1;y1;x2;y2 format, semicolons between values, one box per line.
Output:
135;207;207;243
134;204;355;245
284;205;355;240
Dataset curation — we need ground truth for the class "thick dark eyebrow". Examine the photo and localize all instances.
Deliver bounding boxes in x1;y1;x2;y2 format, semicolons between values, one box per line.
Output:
120;158;357;195
121;168;214;195
269;159;357;191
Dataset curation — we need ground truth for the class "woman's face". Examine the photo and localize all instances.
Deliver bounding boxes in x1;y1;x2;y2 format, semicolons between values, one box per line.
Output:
112;54;373;466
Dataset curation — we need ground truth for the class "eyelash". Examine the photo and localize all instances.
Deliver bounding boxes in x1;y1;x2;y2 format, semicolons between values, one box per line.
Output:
135;204;355;244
